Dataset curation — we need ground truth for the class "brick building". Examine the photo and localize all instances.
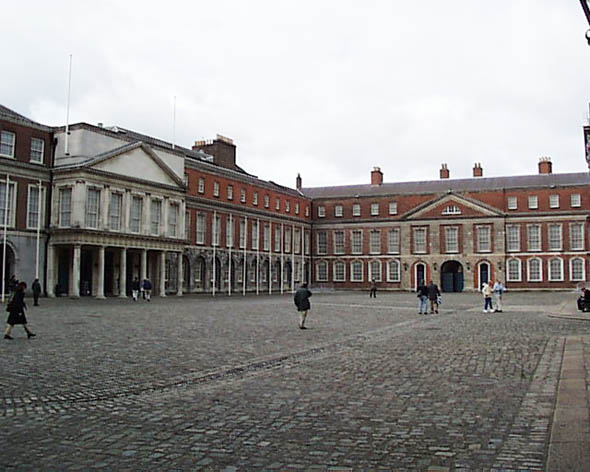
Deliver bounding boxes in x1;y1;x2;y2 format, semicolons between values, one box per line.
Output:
302;160;590;292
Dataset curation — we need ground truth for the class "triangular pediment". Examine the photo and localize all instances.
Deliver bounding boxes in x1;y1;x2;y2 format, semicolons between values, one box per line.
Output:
86;142;184;188
404;193;503;220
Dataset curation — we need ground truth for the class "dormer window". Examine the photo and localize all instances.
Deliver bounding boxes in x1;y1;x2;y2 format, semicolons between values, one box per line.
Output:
442;205;461;215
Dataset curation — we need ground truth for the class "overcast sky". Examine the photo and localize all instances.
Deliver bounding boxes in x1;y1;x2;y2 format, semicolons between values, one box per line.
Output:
3;1;590;188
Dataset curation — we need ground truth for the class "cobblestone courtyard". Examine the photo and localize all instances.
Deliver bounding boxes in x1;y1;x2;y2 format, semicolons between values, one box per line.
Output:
1;290;589;471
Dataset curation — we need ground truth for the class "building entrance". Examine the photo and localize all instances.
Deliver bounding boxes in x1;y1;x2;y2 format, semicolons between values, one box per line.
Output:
441;260;464;292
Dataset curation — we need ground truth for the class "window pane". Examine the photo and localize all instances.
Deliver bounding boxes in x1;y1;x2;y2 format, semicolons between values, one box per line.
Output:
86;189;100;229
59;188;72;227
109;193;122;231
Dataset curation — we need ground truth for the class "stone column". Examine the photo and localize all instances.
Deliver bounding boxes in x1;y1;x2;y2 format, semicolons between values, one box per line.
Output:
177;252;183;296
119;247;127;297
47;244;56;297
160;250;167;297
96;246;106;299
70;244;81;298
141;249;147;281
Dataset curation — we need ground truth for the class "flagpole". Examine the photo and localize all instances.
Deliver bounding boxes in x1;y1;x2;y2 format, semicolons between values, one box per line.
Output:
2;174;10;303
65;54;72;156
228;214;232;296
243;216;247;296
256;219;259;295
35;180;42;279
212;211;216;297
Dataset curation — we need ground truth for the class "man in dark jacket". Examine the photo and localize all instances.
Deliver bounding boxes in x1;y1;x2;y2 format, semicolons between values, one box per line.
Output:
32;278;41;306
293;283;312;329
427;280;440;314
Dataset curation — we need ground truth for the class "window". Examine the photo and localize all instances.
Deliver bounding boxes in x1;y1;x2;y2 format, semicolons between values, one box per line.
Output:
316;261;328;281
184;173;189;186
549;194;560;209
213;214;221;246
318;206;325;218
227;185;233;200
352;204;361;216
387;260;401;282
316;231;327;255
305;232;310;254
445;226;459;253
527;225;541;251
506;225;520;252
285;228;292;253
413;227;427;254
185;211;190;240
295;202;300;215
274;227;280;252
286;200;290;213
196;213;206;244
264;195;270;208
58;187;71;227
369;260;382;282
549;258;563;281
570;223;584;250
528;195;538;209
198;177;205;194
294;228;301;253
389;202;398;215
334;231;345;254
240;189;246;203
371;203;379;216
275;198;280;210
570;258;585;281
86;188;100;229
476;225;491;252
30;138;44;163
0;131;15;157
335;205;343;217
528;258;542;282
213;182;220;197
130;196;142;233
548;224;562;251
507;258;522;281
351;261;364;282
239;218;246;248
571;194;581;208
150;199;161;235
507;196;517;210
370;230;381;254
253;192;258;206
333;261;346;282
251;221;259;249
442;205;461;215
109;193;122;231
27;185;45;229
352;230;363;254
388;228;400;254
263;224;270;251
168;203;179;237
305;206;310;217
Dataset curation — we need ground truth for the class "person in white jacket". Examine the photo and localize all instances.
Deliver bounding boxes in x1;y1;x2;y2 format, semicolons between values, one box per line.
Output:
482;281;494;313
493;280;505;312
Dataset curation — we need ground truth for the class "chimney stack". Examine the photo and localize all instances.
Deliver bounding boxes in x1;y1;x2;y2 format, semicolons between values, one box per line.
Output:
371;167;383;185
440;163;450;179
192;134;237;170
538;157;552;174
473;162;483;177
296;173;302;190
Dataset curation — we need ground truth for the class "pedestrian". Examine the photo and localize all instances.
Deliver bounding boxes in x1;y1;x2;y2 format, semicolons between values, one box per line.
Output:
417;280;429;314
143;278;152;302
493;279;505;312
4;282;36;340
32;278;41;306
131;277;140;301
369;278;377;298
482;281;494;313
293;282;312;329
8;275;17;295
427;280;440;314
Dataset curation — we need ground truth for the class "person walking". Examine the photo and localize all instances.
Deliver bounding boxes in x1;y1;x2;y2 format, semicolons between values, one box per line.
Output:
131;277;140;301
427;280;440;314
417;280;429;314
482;281;494;313
4;282;36;340
369;278;377;298
32;278;41;306
493;280;505;312
142;278;152;302
293;283;312;329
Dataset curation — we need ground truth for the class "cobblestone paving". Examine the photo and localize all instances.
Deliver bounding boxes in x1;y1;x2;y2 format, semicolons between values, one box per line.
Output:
1;291;589;471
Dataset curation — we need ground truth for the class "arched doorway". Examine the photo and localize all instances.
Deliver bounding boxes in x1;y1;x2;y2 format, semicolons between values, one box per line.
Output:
478;261;490;290
441;260;464;292
414;262;426;290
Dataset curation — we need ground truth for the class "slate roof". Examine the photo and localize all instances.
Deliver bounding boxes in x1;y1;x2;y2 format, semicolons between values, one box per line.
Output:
301;172;590;199
0;105;52;131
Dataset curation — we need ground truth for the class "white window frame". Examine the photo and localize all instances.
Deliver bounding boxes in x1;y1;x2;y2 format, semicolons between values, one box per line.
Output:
263;223;270;251
548;257;564;281
371;203;379;216
548;224;562;251
150;199;162;235
251;220;259;250
413;227;427;254
333;231;345;255
476;225;491;252
275;198;280;210
351;260;364;282
240;189;246;203
527;257;543;282
571;193;581;208
294;228;301;253
333;261;346;282
388;228;400;254
196;213;206;244
549;194;560;209
389;202;398;215
274;226;281;252
444;226;459;253
58;187;72;228
213;214;221;247
316;231;327;255
506;225;520;252
316;261;328;282
286;200;290;213
442;205;461;215
318;206;326;218
295;202;299;215
253;192;258;206
369;260;382;282
387;259;401;282
30;137;45;163
108;192;123;232
168;202;179;237
570;257;586;281
227;185;233;200
130;196;143;233
507;196;517;210
527;224;541;252
185;211;190;241
0;131;15;158
351;230;363;254
528;195;538;209
369;230;381;254
26;185;45;230
264;195;270;208
352;204;361;217
239;218;246;248
198;177;205;194
334;205;343;217
213;182;220;197
570;223;584;251
507;258;522;282
86;188;100;229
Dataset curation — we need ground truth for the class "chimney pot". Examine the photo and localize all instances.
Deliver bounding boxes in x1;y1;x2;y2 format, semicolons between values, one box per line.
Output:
473;162;483;177
296;173;302;190
538;157;553;174
440;163;450;179
371;166;383;185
